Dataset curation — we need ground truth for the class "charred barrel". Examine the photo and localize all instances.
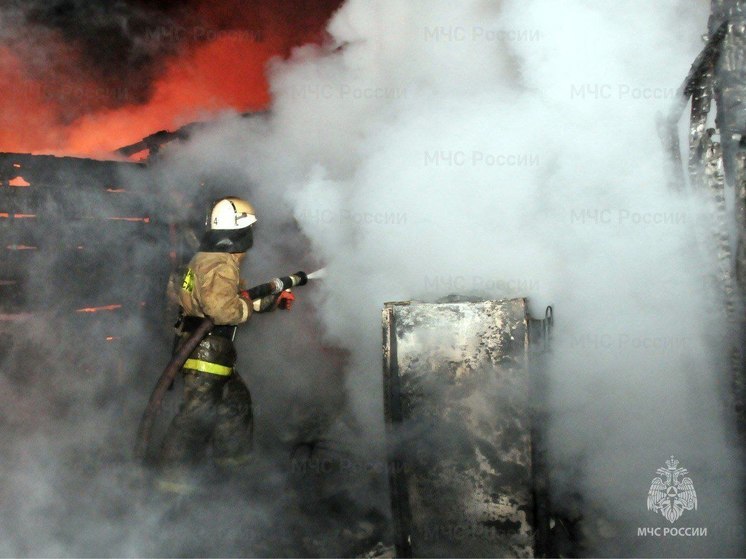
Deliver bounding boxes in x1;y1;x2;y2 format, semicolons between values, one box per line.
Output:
247;271;307;299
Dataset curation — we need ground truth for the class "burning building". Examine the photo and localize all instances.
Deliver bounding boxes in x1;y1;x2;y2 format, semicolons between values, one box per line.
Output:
1;0;745;558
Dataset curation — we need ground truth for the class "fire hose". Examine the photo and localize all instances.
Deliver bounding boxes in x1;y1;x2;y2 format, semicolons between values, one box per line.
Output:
134;271;308;462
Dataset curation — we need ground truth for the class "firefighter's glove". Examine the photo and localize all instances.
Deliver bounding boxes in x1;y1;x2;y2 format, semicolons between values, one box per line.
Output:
278;289;295;311
239;290;252;303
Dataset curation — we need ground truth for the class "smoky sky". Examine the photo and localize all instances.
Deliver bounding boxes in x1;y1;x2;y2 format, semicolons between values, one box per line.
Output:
0;0;342;122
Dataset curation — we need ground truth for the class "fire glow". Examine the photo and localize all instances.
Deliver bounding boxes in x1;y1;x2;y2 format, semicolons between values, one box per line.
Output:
0;1;342;157
0;213;37;219
76;304;122;313
8;177;30;187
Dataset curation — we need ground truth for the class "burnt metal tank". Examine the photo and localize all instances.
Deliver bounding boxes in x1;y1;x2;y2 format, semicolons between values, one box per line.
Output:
382;298;552;557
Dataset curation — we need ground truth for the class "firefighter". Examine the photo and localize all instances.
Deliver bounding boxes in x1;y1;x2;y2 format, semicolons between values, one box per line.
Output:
156;196;293;495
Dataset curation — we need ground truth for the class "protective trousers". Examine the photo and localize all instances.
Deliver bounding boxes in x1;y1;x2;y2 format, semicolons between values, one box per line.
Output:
156;331;253;494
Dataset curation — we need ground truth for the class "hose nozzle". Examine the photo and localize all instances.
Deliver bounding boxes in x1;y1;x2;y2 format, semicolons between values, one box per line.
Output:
248;271;309;300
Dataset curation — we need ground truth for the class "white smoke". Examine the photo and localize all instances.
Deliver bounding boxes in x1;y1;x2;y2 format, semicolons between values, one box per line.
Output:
150;0;743;555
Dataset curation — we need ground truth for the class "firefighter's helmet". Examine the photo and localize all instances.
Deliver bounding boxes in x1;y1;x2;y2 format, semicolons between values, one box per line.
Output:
200;196;257;252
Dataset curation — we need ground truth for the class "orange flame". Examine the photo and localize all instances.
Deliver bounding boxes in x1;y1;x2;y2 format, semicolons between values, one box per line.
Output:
0;0;339;159
9;176;30;187
76;304;122;313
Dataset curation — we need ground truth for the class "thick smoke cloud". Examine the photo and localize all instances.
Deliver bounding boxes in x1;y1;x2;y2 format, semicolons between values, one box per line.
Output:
155;0;743;555
1;0;744;557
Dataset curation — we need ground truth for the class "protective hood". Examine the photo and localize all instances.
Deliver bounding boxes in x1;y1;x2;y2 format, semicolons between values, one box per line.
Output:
199;226;253;253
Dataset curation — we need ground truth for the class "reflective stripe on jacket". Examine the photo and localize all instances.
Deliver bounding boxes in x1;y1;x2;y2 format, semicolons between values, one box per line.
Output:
178;252;251;325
